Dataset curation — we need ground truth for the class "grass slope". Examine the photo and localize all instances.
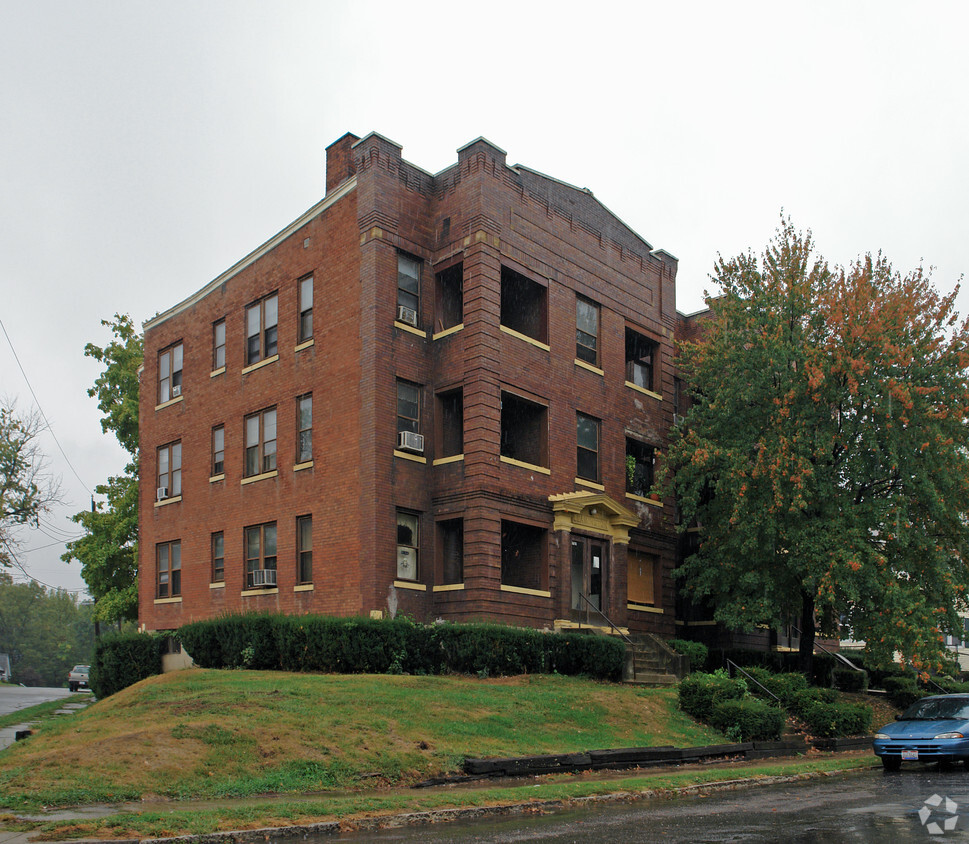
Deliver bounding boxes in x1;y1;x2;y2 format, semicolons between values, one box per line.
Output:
0;670;725;810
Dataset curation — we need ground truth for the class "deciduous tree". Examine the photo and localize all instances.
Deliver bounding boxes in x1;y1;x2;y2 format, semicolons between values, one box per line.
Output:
63;315;142;626
666;219;969;675
0;401;59;567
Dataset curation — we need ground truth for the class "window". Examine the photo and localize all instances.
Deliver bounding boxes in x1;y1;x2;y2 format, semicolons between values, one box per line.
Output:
245;522;277;588
500;391;548;468
500;265;547;344
158;342;183;404
396;510;419;580
397;253;421;326
625;328;657;391
437;389;463;457
438;518;464;584
397;380;421;436
297;394;312;463
211;425;225;476
501;520;546;591
435;263;463;331
244;407;277;476
575;297;599;365
213;320;226;370
297;515;312;584
157;441;181;499
626;438;655;498
246;293;278;365
576;414;600;482
627;550;657;606
211;531;224;583
156;540;181;598
298;276;313;342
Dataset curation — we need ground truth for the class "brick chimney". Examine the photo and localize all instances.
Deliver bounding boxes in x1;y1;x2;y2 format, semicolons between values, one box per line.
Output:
325;132;360;194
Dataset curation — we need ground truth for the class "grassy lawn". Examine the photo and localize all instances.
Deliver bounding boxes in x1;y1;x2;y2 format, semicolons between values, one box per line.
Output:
0;670;879;840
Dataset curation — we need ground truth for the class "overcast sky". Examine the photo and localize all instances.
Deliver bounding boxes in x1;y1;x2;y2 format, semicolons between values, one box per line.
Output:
2;1;967;596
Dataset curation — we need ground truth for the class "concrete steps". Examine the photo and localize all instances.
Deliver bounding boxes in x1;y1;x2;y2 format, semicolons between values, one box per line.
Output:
623;633;688;686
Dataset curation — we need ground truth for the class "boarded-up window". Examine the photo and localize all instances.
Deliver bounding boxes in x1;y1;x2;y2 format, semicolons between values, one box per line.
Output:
627;550;658;606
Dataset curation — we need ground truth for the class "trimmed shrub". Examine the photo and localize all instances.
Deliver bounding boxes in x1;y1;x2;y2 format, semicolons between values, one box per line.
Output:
90;632;164;698
801;700;873;737
709;698;785;742
669;639;708;672
883;675;927;710
177;614;623;681
788;686;838;718
833;667;868;693
678;671;747;720
740;668;809;708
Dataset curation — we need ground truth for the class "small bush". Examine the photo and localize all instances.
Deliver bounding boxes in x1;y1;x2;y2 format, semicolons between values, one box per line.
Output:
677;670;747;720
669;639;708;671
90;632;164;698
833;668;868;693
740;668;808;707
883;675;927;710
801;700;873;737
709;698;785;742
788;686;838;718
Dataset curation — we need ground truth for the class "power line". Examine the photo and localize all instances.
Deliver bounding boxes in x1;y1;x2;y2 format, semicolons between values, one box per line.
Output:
0;316;92;495
0;537;88;595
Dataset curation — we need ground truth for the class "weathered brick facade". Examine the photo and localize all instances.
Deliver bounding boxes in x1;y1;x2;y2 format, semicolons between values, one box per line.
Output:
139;132;682;638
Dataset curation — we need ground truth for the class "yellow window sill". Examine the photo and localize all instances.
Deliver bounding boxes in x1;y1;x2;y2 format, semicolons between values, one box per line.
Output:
240;587;279;597
154;596;182;605
155;395;184;411
575;477;604;491
393;580;427;591
294;584;314;592
500;584;551;598
209;582;225;589
394;449;427;464
295;339;315;352
209;473;225;483
433;454;464;466
210;366;226;378
241;354;279;375
394;321;427;338
154;495;182;508
625;381;662;401
500;456;550;475
433;323;464;340
241;470;278;486
294;461;314;472
625;492;662;507
500;325;550;351
432;583;466;592
627;603;663;614
574;359;604;376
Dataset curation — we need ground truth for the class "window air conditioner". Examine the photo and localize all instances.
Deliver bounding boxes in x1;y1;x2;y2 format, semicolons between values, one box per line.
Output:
251;569;277;587
171;384;182;397
397;431;424;453
397;305;418;327
156;487;168;501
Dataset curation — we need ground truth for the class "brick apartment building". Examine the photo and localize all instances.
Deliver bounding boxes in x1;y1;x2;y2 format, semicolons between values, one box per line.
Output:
139;132;682;639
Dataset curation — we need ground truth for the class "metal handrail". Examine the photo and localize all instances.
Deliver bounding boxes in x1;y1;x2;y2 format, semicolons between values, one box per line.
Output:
576;592;633;646
726;659;781;703
790;625;865;672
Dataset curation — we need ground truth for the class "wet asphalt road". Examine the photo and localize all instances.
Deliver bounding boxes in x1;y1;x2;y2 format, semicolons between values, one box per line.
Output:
0;685;75;751
331;768;969;842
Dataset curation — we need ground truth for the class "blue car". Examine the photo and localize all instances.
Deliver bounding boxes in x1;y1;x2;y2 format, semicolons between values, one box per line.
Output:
873;694;969;770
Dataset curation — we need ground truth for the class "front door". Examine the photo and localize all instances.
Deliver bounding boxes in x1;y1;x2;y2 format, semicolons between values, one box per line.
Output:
571;536;607;621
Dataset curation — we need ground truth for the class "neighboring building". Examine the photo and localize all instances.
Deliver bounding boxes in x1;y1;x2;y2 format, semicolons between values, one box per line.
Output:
138;132;681;639
0;653;10;682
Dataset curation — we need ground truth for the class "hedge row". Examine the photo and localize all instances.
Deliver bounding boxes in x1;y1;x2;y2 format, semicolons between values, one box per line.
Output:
176;613;625;681
91;632;165;699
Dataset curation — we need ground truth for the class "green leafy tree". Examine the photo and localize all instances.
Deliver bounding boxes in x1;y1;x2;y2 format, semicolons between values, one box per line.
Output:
63;315;142;626
0;571;95;685
0;402;59;567
665;219;969;676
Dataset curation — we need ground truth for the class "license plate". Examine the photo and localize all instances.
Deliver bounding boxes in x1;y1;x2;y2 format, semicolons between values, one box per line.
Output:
901;750;919;761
